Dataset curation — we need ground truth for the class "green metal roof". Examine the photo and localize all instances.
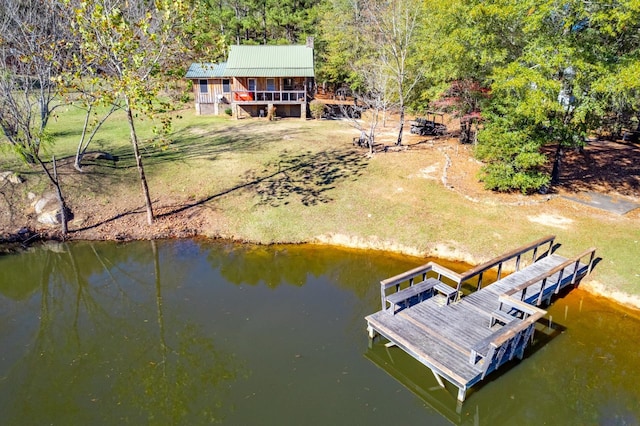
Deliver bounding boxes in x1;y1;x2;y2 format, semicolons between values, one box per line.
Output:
185;62;227;78
224;45;314;78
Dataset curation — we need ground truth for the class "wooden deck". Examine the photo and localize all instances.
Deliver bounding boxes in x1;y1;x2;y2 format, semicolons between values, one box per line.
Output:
365;236;597;402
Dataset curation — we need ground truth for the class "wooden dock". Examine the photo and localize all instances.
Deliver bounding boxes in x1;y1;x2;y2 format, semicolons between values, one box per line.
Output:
365;236;597;403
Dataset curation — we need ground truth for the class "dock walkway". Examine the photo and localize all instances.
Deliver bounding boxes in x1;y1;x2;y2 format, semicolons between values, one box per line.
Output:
365;236;596;402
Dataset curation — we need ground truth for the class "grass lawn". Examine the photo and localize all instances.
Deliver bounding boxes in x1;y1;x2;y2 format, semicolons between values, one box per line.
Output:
2;104;639;307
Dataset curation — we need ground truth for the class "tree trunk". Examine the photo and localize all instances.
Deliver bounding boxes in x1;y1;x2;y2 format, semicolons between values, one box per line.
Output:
36;155;68;236
396;106;405;146
368;110;378;156
74;104;117;172
551;144;564;185
74;105;92;171
125;98;154;225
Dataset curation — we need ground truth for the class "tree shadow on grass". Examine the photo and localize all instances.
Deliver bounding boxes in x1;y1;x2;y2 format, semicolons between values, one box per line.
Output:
105;121;307;169
34;120;312;200
545;140;640;197
158;147;368;217
245;149;368;207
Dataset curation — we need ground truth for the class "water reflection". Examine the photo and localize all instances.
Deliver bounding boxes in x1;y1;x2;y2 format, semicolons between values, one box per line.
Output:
0;240;638;425
0;241;244;424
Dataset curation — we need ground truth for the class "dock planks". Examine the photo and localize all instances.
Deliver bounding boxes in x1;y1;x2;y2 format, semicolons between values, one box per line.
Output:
365;238;597;402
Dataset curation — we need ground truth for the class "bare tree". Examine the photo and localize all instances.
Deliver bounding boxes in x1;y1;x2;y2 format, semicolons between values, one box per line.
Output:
68;0;191;225
0;0;74;235
342;67;391;155
360;0;424;146
60;67;120;171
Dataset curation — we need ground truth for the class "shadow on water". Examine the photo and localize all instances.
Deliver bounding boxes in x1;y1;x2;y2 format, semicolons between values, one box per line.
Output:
364;316;568;426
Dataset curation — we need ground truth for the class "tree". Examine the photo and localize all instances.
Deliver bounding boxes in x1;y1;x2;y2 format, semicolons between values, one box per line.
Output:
316;0;364;87
360;0;424;146
195;0;321;47
319;0;425;147
344;67;391;155
0;0;74;235
68;0;191;225
473;0;639;192
60;77;119;171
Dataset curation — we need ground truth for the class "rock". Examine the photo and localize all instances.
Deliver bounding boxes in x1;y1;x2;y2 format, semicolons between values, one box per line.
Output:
8;174;23;184
0;171;23;184
84;152;118;162
37;209;62;226
28;192;36;200
33;192;58;214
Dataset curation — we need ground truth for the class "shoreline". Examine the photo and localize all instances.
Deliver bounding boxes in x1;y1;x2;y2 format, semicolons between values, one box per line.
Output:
2;114;638;315
312;233;640;313
5;224;639;313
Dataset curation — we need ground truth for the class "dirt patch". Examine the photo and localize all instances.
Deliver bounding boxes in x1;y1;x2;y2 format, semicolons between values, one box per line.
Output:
398;129;640;213
526;213;573;229
550;139;640;197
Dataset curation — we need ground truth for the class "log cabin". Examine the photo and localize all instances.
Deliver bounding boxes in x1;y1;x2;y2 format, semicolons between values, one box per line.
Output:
185;41;315;119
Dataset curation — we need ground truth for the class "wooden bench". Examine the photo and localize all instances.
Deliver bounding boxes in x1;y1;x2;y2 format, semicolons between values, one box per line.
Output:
434;282;458;305
385;278;440;314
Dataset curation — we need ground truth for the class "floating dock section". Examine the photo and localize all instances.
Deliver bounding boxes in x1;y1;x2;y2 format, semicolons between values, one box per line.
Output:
365;236;596;402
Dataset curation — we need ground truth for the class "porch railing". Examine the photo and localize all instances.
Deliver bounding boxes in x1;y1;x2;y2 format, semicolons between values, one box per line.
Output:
196;92;228;104
232;90;307;103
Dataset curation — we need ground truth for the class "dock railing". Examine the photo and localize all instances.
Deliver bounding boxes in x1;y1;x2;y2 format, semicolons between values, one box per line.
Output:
458;235;556;291
379;262;462;310
473;302;546;379
501;247;597;306
473;246;596;377
379;236;557;310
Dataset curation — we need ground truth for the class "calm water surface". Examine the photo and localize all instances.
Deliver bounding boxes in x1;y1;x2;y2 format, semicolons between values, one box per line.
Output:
0;240;638;425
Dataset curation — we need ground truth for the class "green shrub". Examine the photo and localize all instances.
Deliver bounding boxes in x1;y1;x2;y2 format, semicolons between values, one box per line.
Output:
309;100;325;120
224;108;232;116
479;162;550;194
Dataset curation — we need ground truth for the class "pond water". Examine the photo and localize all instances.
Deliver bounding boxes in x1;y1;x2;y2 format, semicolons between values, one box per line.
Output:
0;240;638;425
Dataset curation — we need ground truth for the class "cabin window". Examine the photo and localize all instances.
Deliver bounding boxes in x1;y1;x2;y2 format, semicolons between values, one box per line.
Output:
248;78;256;91
266;78;276;91
222;79;231;93
199;80;208;93
283;78;294;90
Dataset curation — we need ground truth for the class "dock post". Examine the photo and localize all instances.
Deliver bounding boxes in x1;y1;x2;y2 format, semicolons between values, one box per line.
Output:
367;325;376;349
457;387;467;402
367;325;377;340
430;369;445;389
